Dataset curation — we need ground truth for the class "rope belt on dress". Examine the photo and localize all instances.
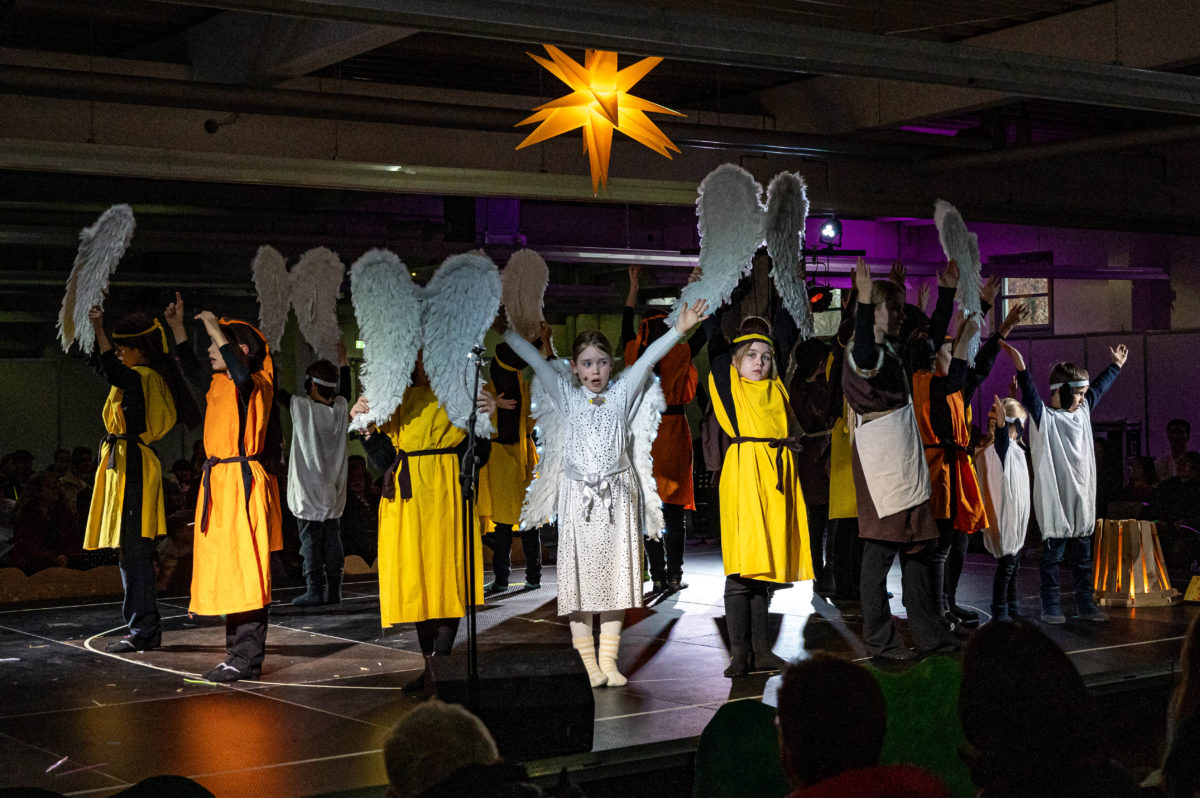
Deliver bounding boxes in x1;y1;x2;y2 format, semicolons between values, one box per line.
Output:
101;432;156;470
200;454;263;533
382;446;459;501
662;403;688;416
729;436;803;493
565;454;631;523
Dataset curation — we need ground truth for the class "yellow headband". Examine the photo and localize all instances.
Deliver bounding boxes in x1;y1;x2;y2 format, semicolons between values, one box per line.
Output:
732;333;773;350
111;318;168;354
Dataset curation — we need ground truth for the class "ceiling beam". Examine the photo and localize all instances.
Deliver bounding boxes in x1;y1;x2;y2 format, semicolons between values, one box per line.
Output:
758;0;1200;134
145;0;1200;117
183;11;415;85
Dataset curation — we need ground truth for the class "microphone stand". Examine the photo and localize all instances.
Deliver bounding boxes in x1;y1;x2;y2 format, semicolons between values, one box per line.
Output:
459;347;485;713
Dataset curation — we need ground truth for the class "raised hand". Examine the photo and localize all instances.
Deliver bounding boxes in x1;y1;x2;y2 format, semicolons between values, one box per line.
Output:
992;394;1006;429
888;260;906;287
1000;339;1026;371
88;305;104;328
350;395;370;420
980;275;1002;306
674;298;711;333
626;264;642;307
687;266;703;285
1110;344;1129;367
938;259;960;289
999;301;1030;338
1009;375;1019;399
476;389;499;417
917;283;931;314
853;257;873;300
194;310;218;327
164;291;185;327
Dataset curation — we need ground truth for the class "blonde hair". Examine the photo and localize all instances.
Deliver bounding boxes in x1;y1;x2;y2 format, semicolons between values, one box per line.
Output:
731;316;777;380
1001;398;1027;421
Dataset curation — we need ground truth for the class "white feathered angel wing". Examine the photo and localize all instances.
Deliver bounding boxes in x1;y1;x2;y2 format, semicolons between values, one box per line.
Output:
667;163;765;327
58;204;136;353
934;199;982;317
422;252;503;435
348;249;422;432
766;172;813;338
291;246;346;361
251;246;290;351
519;359;573;531
502;249;549;341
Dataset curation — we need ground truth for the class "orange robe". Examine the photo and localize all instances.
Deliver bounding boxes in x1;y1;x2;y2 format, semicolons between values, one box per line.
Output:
624;335;697;509
912;371;987;532
190;359;283;616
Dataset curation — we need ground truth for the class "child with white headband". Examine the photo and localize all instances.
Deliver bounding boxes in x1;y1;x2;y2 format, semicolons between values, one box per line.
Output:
1001;341;1127;624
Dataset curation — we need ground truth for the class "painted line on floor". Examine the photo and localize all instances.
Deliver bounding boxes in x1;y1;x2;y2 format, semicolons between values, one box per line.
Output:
1065;635;1185;656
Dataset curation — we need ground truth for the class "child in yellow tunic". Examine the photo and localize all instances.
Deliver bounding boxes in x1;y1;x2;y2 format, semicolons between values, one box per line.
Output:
84;307;199;654
167;294;282;683
353;363;495;687
708;316;812;677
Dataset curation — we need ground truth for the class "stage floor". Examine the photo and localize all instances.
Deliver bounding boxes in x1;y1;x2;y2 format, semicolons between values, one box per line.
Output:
1;543;1195;797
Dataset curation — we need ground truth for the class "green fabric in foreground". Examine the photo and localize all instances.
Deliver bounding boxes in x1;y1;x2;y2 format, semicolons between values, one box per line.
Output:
692;698;791;798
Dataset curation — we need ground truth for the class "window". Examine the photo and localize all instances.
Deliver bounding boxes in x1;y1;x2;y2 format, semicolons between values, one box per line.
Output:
996;277;1051;334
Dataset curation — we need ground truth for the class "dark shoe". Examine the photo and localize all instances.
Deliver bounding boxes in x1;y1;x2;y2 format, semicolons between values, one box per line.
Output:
202;662;260;683
724;650;750;677
523;580;541;590
942;612;971;637
484;581;510;594
291;579;325;607
1008;602;1023;620
1078;606;1110;623
749;649;788;673
402;656;432;692
919;640;962;658
1041;610;1067;625
666;577;688;592
104;636;157;654
872;648;917;662
951;604;980;622
650;579;666;594
325;573;342;605
990;603;1012;624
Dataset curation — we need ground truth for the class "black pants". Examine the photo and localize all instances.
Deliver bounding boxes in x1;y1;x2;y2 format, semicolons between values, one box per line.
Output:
297;517;344;582
992;554;1019;616
489;523;542;585
860;538;954;656
416;617;462;656
807;503;830;587
225;607;268;674
646;503;687;582
119;536;161;647
830;517;863;599
931;518;968;613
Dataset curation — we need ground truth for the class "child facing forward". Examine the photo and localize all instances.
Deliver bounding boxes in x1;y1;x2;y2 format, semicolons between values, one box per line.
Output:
1002;340;1127;624
975;394;1031;623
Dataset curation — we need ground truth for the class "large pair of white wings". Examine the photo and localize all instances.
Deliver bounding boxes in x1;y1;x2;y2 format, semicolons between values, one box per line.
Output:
57;205;136;354
347;249;502;435
252;246;346;362
666;164;813;337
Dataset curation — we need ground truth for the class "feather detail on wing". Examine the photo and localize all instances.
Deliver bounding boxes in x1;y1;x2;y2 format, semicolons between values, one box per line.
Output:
58;204;136;353
502;249;550;340
519;360;573;530
291;246;346;361
934;199;983;359
631;377;666;539
766;171;813;339
251;246;290;351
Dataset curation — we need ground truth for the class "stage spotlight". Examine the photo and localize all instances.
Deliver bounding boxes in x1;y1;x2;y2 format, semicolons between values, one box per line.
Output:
818;217;842;245
808;280;834;312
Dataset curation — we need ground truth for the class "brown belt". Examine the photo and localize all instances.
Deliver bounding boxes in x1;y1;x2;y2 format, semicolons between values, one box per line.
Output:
729;436;802;492
382;446;459;501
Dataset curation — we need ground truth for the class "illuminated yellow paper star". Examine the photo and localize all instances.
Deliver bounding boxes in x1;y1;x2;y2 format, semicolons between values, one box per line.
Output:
516;45;685;194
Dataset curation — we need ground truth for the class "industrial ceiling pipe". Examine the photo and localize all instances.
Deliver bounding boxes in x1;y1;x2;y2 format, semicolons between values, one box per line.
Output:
0;64;961;161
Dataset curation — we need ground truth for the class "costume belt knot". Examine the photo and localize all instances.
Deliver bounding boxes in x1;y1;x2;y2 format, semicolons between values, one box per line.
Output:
729;436;802;493
566;456;631;522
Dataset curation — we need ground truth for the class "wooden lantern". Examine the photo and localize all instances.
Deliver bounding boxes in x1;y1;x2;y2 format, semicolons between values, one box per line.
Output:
1093;518;1182;607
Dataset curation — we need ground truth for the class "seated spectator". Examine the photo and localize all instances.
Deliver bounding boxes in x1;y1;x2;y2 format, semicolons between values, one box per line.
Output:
342;454;379;566
168;459;195;497
1150;451;1200;569
1158;419;1191;481
8;471;78;574
1163;612;1200;798
959;622;1138;798
1;449;35;502
1120;455;1158;504
59;446;95;517
382;699;560;798
777;656;948;798
47;448;71;478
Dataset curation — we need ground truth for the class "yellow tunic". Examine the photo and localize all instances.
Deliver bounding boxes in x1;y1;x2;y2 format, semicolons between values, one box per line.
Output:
84;366;177;549
477;376;538;531
377;385;484;626
190;364;283;617
710;365;812;584
827;397;859;519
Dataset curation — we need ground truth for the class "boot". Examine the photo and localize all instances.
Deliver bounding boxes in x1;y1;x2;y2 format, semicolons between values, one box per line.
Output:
989;602;1012;624
573;637;607;688
325;568;342;605
598;634;628;687
749;586;787;673
292;575;325;606
723;584;751;678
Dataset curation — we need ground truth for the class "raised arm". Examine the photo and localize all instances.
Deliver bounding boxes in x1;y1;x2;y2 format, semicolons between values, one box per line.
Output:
88;307;141;392
165;291;208;388
505;323;565;408
928;260;960;346
1086;345;1127;409
1003;340;1043;427
965;301;1028;402
849;259;882;372
623;299;709;413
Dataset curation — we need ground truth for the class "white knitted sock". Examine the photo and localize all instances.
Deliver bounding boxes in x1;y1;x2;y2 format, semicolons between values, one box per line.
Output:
598;633;627;687
572;637;607;688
